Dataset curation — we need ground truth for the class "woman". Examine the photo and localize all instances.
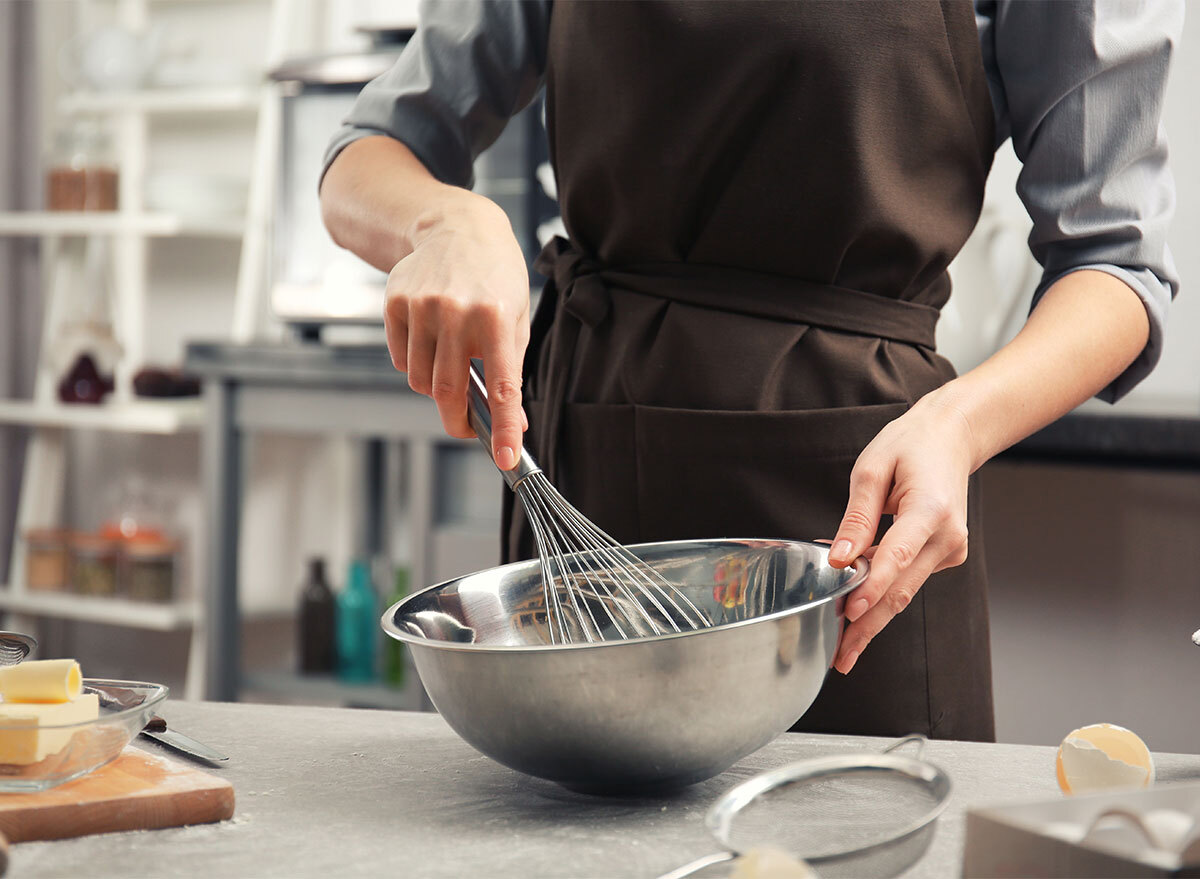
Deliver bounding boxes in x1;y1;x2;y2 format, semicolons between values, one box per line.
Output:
319;1;1180;741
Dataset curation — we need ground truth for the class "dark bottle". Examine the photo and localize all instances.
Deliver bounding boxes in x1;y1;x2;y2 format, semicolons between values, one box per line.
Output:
298;558;336;674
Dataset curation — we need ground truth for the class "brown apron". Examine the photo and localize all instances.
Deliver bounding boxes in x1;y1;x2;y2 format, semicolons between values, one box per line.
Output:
503;0;998;741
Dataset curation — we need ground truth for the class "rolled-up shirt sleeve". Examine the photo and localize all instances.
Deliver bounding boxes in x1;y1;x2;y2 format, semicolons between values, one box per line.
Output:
321;0;550;190
980;0;1182;402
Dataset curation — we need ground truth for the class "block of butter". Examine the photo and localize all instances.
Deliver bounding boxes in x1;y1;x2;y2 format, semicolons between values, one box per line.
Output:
0;693;100;764
0;659;83;703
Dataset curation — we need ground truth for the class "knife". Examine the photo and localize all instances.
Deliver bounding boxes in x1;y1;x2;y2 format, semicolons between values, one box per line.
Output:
141;715;230;765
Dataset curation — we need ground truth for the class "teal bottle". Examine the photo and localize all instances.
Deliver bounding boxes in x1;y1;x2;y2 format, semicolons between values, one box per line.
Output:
337;559;377;683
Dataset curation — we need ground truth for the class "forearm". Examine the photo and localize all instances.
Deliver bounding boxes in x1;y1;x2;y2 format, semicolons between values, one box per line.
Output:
319;136;500;273
928;269;1151;470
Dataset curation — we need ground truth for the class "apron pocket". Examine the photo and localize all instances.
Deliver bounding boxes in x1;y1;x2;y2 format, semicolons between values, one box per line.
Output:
632;402;909;542
557;401;641;546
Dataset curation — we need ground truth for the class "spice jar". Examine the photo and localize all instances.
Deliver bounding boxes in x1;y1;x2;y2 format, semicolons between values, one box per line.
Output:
45;119;119;211
24;528;71;592
69;533;119;597
123;537;178;603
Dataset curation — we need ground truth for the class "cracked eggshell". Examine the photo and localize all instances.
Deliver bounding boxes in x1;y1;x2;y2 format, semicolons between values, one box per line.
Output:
1056;723;1155;795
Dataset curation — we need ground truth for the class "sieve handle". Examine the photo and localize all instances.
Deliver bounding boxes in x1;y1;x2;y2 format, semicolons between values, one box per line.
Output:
654;851;735;879
882;734;927;758
466;361;540;490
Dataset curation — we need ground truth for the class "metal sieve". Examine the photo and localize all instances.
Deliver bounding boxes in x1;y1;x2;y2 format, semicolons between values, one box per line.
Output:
659;736;952;878
0;632;36;666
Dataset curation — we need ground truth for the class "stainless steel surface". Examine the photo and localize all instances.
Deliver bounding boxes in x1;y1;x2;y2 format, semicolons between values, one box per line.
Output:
661;736;952;878
383;538;869;792
141;723;230;765
465;362;712;644
0;631;36;665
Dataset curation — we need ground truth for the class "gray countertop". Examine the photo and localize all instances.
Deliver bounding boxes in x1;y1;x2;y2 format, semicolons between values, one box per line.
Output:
12;702;1200;878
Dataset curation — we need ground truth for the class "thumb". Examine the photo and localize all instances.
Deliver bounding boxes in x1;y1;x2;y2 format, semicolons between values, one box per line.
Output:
829;464;889;567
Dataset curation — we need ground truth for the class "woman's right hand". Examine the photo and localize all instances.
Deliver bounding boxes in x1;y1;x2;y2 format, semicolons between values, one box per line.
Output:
384;190;531;471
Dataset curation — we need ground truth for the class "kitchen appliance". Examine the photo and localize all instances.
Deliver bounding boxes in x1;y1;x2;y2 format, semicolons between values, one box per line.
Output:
382;538;869;793
466;364;710;643
268;30;547;339
268;41;408;337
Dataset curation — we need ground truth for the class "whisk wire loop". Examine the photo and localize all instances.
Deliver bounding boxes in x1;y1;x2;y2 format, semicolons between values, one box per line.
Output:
466;362;714;644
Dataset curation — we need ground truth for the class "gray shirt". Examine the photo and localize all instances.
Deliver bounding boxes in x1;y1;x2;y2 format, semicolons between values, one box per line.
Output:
324;0;1181;402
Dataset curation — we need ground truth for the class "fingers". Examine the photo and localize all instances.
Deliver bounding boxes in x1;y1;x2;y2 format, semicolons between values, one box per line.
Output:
406;320;437;397
833;515;970;674
480;324;524;471
834;539;944;674
384;297;409;373
843;496;940;623
430;331;474;440
829;458;892;568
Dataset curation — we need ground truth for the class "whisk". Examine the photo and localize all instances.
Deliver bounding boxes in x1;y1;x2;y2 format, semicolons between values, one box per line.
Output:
466;364;712;644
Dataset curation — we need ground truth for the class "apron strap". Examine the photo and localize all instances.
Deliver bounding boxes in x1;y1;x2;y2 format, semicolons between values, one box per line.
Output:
528;236;942;484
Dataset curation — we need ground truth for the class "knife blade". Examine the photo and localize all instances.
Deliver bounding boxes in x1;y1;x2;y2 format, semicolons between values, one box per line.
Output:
141;715;229;765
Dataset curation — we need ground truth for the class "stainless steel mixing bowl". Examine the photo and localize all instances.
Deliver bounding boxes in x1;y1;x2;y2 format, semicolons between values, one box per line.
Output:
382;538;868;793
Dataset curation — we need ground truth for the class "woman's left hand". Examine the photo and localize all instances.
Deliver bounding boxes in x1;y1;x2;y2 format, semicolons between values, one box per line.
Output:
826;392;979;674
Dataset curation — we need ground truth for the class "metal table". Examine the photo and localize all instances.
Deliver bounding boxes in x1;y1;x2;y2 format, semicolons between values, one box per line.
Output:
186;341;459;701
11;702;1200;878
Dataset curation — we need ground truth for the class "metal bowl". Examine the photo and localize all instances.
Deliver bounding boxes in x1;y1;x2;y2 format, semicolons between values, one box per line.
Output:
382;538;868;793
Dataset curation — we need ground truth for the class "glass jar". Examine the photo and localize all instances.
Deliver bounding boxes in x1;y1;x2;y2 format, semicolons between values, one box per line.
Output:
123;538;178;604
69;533;120;597
24;528;71;592
45;119;119;212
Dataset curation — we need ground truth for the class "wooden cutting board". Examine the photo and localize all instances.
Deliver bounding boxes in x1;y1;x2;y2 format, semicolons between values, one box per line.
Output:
0;747;234;844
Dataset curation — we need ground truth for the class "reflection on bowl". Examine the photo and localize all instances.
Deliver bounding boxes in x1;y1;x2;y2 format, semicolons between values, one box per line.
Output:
384;539;868;793
0;679;167;793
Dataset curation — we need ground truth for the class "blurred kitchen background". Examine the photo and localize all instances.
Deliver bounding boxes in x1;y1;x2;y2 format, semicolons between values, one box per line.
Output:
0;1;1197;753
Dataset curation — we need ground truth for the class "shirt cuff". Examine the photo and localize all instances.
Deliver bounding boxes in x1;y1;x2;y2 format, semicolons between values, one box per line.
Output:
1030;263;1170;404
320;104;477;194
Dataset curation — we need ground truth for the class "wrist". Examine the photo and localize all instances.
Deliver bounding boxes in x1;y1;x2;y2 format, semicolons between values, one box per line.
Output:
406;187;510;250
917;381;994;474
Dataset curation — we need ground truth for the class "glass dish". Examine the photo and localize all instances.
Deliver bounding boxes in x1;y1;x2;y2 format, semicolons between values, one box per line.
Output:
0;679;167;793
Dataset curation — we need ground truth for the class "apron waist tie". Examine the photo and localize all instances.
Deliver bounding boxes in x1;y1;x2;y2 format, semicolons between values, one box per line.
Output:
528;236;941;484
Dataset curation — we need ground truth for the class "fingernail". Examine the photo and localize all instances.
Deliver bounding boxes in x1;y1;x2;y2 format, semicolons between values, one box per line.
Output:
848;598;869;621
841;650;860;673
832;539;854;561
496;446;516;470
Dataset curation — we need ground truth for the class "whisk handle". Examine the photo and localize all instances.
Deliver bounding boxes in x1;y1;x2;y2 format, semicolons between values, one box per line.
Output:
467;362;541;490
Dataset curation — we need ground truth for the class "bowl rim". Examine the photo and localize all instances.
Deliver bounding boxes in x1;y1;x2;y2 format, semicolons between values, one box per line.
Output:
0;678;168;730
381;537;869;654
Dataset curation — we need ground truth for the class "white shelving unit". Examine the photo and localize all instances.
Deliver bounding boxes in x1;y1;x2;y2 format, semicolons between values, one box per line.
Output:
59;86;262;115
0;0;292;700
0;211;244;238
0;591;198;630
0;398;203;433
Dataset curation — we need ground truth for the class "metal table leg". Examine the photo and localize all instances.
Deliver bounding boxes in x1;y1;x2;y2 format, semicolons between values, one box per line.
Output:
203;378;242;701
